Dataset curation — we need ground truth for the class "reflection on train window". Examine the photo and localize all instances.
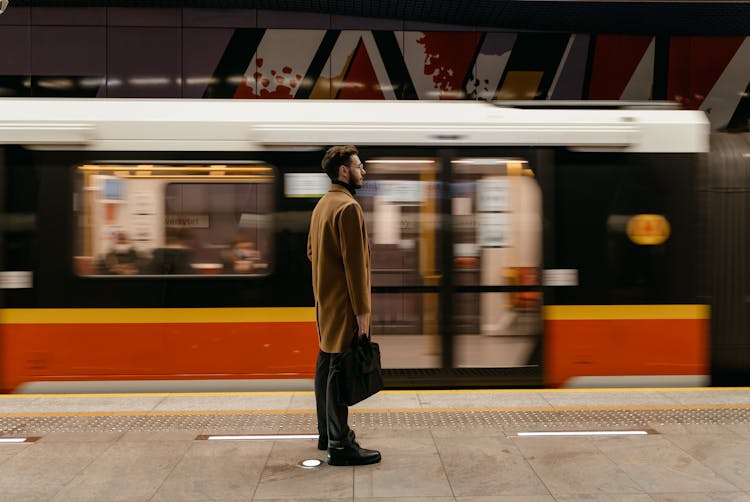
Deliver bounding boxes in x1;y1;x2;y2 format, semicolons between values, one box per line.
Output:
73;163;275;276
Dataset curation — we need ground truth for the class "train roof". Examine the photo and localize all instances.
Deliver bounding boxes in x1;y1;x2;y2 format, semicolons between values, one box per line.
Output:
0;98;709;153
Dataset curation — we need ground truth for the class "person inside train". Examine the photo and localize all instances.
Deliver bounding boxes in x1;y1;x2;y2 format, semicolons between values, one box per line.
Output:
101;231;140;275
148;226;195;274
222;233;261;273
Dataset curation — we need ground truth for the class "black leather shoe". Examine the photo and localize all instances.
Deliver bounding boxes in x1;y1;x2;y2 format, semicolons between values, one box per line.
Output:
327;443;381;466
317;437;327;450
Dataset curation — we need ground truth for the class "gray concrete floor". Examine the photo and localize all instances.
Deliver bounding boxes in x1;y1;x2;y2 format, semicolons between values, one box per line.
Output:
1;388;750;501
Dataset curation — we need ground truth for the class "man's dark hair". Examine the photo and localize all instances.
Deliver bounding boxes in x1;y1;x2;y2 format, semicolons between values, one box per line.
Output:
321;145;358;181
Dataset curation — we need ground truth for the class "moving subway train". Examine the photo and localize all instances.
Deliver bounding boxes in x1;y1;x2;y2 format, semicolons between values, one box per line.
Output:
0;98;748;392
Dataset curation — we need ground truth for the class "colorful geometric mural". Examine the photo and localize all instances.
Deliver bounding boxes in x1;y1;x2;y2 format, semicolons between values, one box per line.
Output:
200;28;750;130
588;35;655;100
1;13;749;130
668;36;750;129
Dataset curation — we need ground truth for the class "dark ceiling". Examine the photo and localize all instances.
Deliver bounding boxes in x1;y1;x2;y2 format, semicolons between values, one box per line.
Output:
10;1;750;35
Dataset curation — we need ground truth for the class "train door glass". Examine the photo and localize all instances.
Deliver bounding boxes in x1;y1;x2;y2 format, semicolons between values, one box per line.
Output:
359;158;442;368
450;158;543;368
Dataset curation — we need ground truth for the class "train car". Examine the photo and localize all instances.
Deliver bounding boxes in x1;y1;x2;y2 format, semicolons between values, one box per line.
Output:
0;98;747;393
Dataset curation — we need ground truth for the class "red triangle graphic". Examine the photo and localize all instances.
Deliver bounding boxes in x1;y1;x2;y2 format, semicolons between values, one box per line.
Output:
416;32;482;99
588;35;653;99
338;40;385;99
668;36;746;110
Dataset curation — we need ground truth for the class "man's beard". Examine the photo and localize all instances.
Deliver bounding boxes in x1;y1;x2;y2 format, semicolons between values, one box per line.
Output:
349;168;363;188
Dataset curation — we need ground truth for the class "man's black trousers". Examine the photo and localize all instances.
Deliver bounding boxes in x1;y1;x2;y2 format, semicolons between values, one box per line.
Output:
314;350;353;447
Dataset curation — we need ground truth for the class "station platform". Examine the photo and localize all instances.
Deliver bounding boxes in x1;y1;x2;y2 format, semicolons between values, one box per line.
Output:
1;387;750;501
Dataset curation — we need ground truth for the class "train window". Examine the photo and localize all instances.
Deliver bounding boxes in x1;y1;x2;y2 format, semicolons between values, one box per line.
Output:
73;163;275;277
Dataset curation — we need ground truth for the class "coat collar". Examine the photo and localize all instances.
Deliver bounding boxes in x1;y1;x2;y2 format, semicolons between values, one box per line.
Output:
328;183;355;199
331;179;356;195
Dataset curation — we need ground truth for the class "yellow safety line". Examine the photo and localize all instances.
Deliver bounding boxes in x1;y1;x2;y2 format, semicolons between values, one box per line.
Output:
0;307;316;324
1;305;709;323
544;304;710;320
2;403;750;418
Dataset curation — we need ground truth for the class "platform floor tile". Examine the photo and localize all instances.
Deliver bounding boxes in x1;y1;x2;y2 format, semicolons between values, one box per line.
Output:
649;494;750;502
435;434;550;497
662;390;750;406
150;440;271;501
153;394;294;412
592;434;739;493
665;433;750;491
416;391;552;409
513;436;645;496
253;440;352;500
0;443;28;467
8;396;165;413
353;432;453;499
49;440;191;502
723;422;750;436
350;392;422;410
0;441;111;501
553;496;654;502
539;391;680;408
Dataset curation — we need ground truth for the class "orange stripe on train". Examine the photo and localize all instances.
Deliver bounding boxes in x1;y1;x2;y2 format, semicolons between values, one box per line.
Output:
545;316;708;388
0;320;319;392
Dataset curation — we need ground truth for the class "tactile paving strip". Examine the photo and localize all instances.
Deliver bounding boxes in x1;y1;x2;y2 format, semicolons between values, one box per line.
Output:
1;407;750;435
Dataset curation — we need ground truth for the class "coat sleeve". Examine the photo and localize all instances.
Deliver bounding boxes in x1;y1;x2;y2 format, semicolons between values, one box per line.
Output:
338;202;370;316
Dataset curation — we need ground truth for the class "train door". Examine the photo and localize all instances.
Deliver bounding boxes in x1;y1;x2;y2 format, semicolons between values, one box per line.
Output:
449;158;543;372
360;153;543;385
360;158;442;368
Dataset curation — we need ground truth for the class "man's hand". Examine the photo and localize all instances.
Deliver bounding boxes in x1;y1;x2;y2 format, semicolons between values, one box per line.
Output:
356;313;370;337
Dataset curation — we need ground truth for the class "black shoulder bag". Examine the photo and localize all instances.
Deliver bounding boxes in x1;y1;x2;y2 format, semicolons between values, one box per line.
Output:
337;331;383;406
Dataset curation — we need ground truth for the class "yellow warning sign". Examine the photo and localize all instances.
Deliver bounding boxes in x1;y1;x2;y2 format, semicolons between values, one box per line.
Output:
626;214;671;245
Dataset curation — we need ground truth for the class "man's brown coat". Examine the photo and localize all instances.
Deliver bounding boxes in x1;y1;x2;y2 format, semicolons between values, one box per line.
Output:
307;184;371;353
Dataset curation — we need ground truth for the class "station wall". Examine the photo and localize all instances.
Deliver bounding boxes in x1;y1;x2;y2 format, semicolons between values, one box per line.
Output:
1;7;749;130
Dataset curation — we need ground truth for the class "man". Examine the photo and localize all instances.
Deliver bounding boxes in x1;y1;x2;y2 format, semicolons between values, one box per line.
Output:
102;231;139;275
307;145;381;466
